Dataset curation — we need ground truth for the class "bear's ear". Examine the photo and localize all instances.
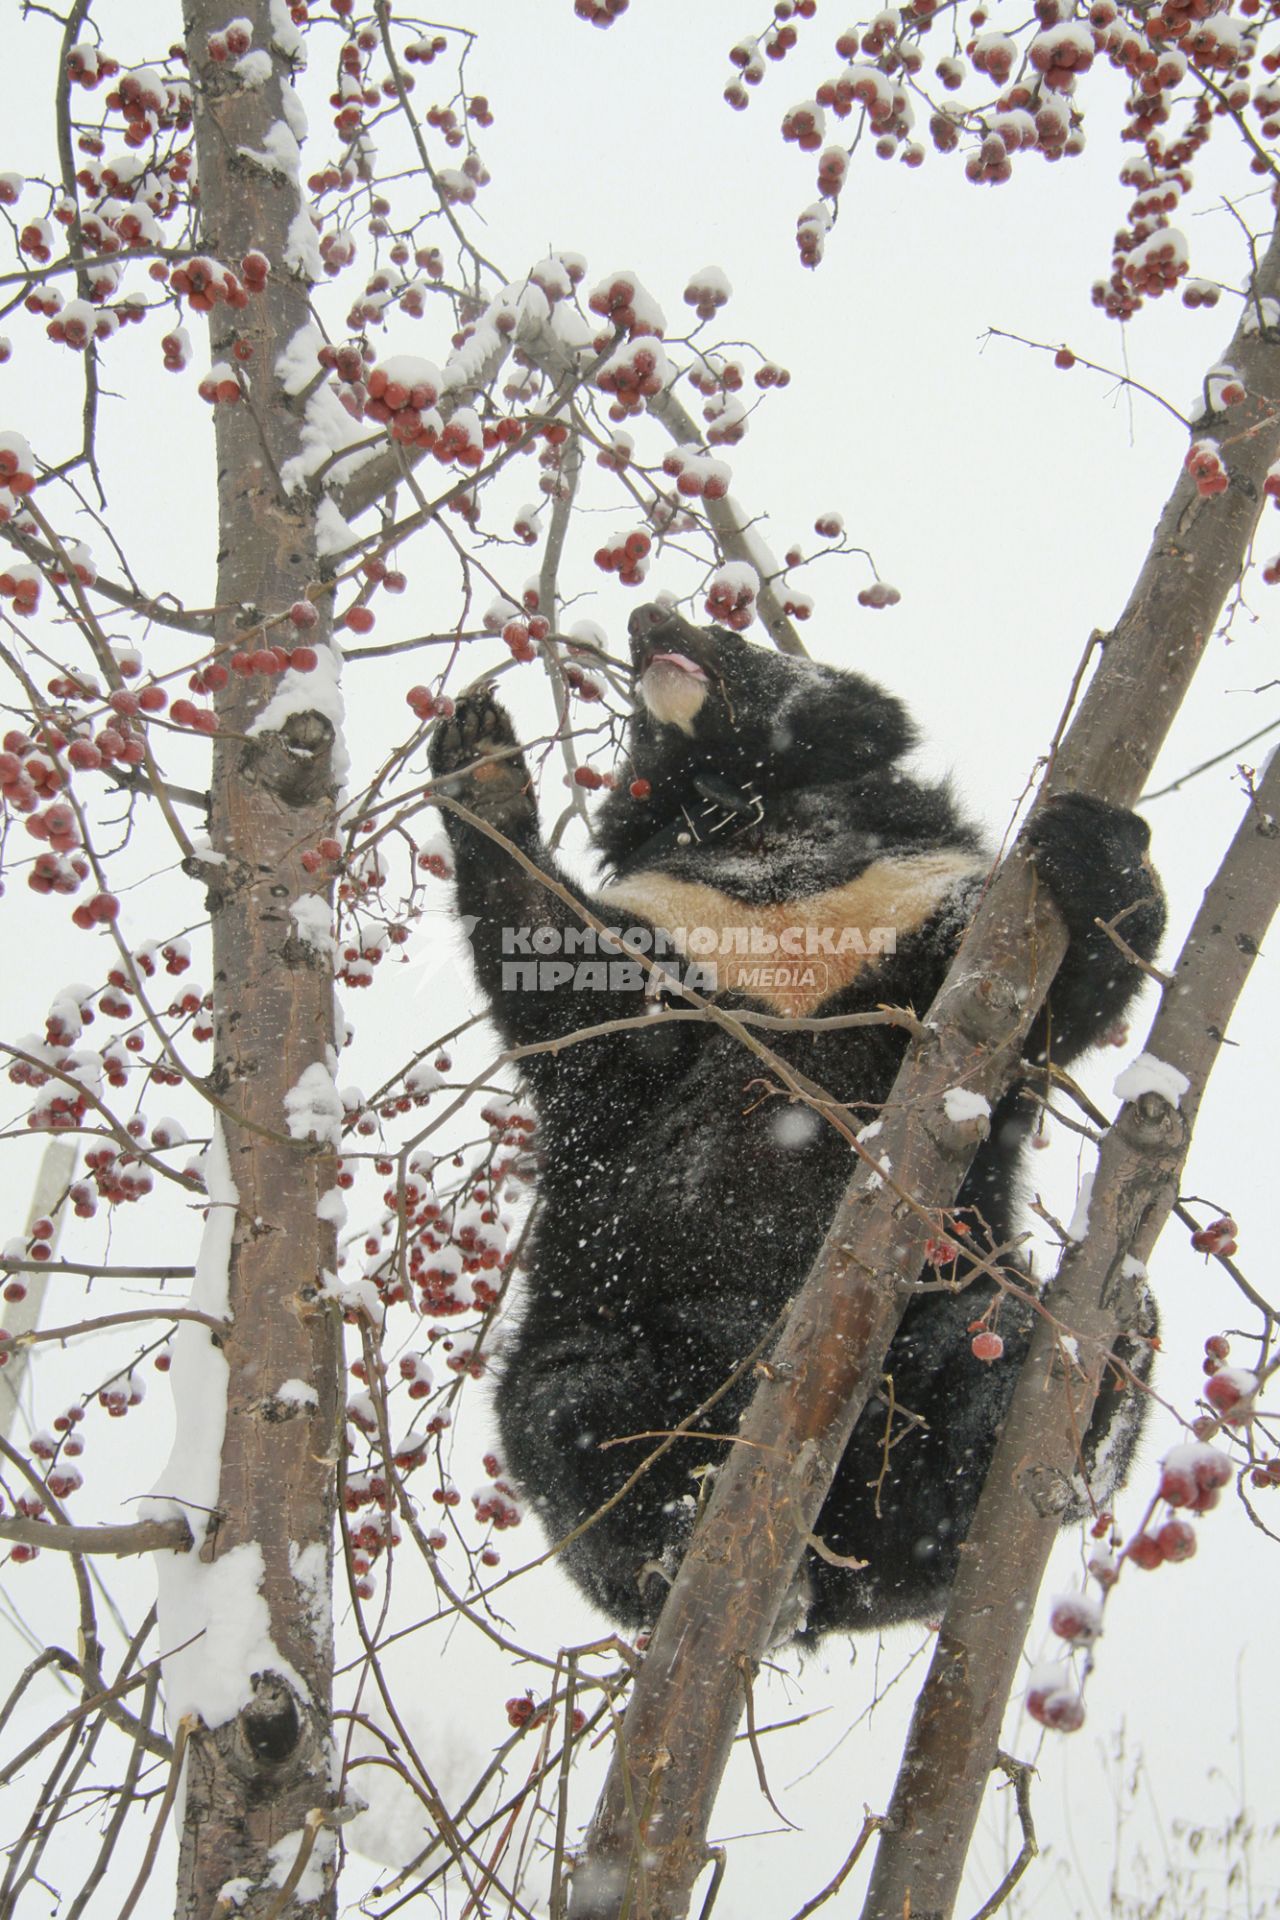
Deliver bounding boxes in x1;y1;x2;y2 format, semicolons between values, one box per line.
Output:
762;663;916;787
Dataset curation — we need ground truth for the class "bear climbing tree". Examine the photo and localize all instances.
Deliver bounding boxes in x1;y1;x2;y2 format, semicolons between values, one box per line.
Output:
0;7;1277;1920
427;607;1164;1636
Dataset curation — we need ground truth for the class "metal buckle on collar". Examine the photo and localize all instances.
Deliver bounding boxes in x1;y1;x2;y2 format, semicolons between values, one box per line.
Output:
676;776;764;845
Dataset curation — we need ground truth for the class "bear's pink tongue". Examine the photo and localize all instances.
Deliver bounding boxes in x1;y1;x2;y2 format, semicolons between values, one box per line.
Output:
647;651;707;680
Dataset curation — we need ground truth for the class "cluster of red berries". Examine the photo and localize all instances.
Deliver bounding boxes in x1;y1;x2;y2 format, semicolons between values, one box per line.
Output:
82;1142;168;1205
434;409;486;467
473;1460;522;1530
1201;1335;1258;1422
0;433;37;499
407;685;454;722
405;32;448;63
1026;1424;1235;1730
364;357;444;450
169;256;249;313
597;338;667;420
197;362;241;405
1026;1663;1086;1731
66;43;120;89
46;299;113;351
399;1352;435;1400
0;561;40;615
796;202;832;267
206;20;253;61
1029;20;1096;87
300;837;343;875
594;529;652;584
502;615;549;663
226;642;319;679
661;447;731;501
1185;439;1229;497
1190;1213;1238;1256
724;1;817;104
858;581;902;609
70;890;121;931
565;665;603;702
99;1371;146;1418
683;268;732;319
368;1151;519;1318
574;0;629;25
1122;231;1189;297
782;101;824;150
698;385;746;445
705;565;758;631
4;1490;49;1560
25;801;80;856
572;765;617;792
1;730;64;815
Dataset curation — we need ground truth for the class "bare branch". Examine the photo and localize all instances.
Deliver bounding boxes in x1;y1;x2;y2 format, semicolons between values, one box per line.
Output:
0;1515;192;1556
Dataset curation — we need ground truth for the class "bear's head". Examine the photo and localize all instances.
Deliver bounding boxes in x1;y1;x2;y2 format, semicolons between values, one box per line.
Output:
593;604;914;869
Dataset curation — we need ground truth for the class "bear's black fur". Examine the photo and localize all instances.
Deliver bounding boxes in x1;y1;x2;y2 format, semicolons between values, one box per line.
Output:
429;605;1165;1639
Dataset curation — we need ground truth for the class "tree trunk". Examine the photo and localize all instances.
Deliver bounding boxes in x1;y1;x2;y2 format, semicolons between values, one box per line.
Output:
860;749;1280;1920
170;7;343;1914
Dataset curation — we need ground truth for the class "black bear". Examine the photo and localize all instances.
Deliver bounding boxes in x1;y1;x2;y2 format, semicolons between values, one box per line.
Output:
428;603;1164;1639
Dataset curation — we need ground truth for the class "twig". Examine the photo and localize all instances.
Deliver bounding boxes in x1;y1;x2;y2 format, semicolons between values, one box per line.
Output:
787;1814;889;1920
967;1755;1039;1920
115;1716;193;1920
736;1655;796;1831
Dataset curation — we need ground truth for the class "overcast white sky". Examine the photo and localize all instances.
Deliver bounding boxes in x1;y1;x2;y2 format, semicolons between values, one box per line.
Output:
1;4;1277;1916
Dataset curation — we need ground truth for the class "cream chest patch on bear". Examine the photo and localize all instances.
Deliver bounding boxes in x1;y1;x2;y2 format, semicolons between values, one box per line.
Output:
601;852;984;1019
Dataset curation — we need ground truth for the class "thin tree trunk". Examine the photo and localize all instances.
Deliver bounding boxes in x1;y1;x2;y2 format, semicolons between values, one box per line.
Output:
861;748;1280;1920
569;219;1280;1920
171;7;343;1914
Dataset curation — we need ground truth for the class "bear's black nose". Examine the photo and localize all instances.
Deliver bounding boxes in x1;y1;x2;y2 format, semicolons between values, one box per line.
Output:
628;603;672;641
627;603;705;669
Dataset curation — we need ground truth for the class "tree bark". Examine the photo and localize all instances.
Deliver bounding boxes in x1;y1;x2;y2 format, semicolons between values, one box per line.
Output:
173;7;343;1915
569;220;1280;1920
860;748;1280;1920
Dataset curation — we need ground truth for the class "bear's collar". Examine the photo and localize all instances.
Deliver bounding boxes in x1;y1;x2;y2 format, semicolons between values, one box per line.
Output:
612;771;765;871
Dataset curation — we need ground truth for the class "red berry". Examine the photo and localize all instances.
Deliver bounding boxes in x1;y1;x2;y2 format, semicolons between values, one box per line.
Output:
1026;1673;1085;1732
1205;1368;1257;1418
1049;1592;1101;1642
1155;1518;1197;1563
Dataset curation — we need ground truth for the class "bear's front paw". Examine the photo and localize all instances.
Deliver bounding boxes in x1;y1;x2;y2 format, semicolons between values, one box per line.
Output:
429;689;538;836
1027;792;1163;950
